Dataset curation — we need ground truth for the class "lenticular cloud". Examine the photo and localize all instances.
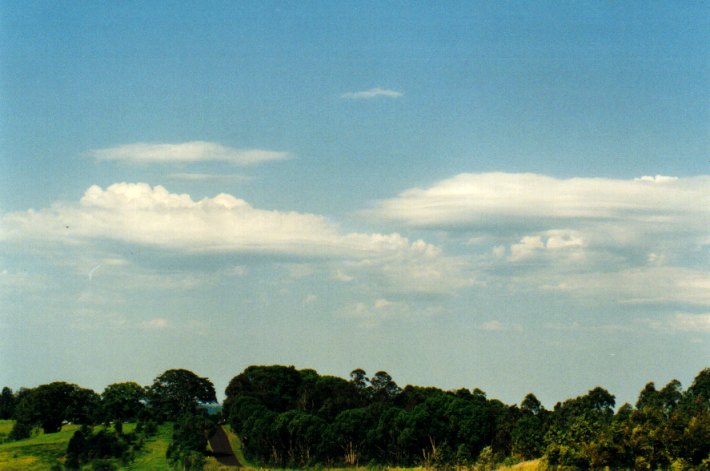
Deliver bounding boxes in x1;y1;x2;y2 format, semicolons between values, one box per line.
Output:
90;141;289;165
370;172;710;228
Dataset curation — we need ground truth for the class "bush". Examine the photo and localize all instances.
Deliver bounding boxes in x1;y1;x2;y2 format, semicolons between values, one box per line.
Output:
65;424;147;469
8;420;33;441
166;413;217;469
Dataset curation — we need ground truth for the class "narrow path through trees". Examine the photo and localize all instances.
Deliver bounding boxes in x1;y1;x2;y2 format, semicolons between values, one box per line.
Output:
208;425;240;467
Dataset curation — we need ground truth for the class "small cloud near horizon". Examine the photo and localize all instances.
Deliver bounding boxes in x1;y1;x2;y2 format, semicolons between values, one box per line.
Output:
341;87;403;100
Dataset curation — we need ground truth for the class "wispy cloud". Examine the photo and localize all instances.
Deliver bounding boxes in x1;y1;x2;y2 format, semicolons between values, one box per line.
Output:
342;298;411;328
479;320;523;332
90;141;289;165
341;87;403;100
647;313;710;333
166;172;251;182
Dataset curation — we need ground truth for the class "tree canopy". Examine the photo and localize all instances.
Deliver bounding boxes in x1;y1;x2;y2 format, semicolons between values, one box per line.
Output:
147;369;217;419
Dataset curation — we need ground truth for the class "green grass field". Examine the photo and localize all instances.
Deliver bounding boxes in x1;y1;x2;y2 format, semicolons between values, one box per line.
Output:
0;421;13;444
0;421;80;470
127;423;173;470
0;421;174;471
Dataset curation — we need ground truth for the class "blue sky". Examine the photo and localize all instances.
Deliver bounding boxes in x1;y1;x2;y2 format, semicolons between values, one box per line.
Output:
1;1;708;406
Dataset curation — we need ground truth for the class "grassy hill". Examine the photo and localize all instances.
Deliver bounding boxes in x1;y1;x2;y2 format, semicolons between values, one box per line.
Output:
0;421;174;470
0;420;81;470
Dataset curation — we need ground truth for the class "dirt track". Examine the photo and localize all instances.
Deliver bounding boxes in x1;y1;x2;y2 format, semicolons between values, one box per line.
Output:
209;425;241;467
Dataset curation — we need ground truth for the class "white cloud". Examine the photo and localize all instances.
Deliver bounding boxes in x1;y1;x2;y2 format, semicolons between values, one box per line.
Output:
140;318;171;329
1;183;467;297
341;87;403;99
342;298;411;327
90;141;289;165
335;269;354;282
509;236;545;261
369;172;709;305
369;173;710;228
1;183;438;258
508;230;586;262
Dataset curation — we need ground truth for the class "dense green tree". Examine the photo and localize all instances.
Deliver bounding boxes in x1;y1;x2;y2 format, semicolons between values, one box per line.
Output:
326;407;373;465
101;382;145;423
222;364;710;468
688;367;710;401
147;369;216;419
10;382;99;438
370;371;401;401
511;414;544;459
511;394;547;460
0;387;16;419
225;365;301;413
296;371;362;420
66;425;133;470
545;386;615;467
166;412;217;470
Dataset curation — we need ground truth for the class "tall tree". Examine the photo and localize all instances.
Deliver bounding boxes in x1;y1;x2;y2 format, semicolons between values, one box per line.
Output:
0;387;16;419
147;369;216;419
102;382;146;423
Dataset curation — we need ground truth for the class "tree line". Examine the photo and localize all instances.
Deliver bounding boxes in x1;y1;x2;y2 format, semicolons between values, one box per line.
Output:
223;366;710;469
1;366;709;469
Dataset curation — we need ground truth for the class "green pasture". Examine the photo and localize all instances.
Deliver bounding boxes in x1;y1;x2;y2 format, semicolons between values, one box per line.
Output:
0;421;80;470
127;423;173;470
0;421;174;470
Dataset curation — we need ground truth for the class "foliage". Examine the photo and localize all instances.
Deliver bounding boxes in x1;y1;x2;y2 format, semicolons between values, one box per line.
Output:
226;366;509;468
101;382;146;423
0;387;16;420
2;365;709;469
147;369;217;420
10;382;100;438
166;412;217;470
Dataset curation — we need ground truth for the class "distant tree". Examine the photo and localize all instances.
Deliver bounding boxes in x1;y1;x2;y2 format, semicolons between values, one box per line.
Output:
688;368;710;401
520;393;544;416
224;365;301;413
349;369;369;392
147;369;216;419
297;372;361;420
10;382;99;437
370;371;401;400
101;382;145;423
0;387;16;419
